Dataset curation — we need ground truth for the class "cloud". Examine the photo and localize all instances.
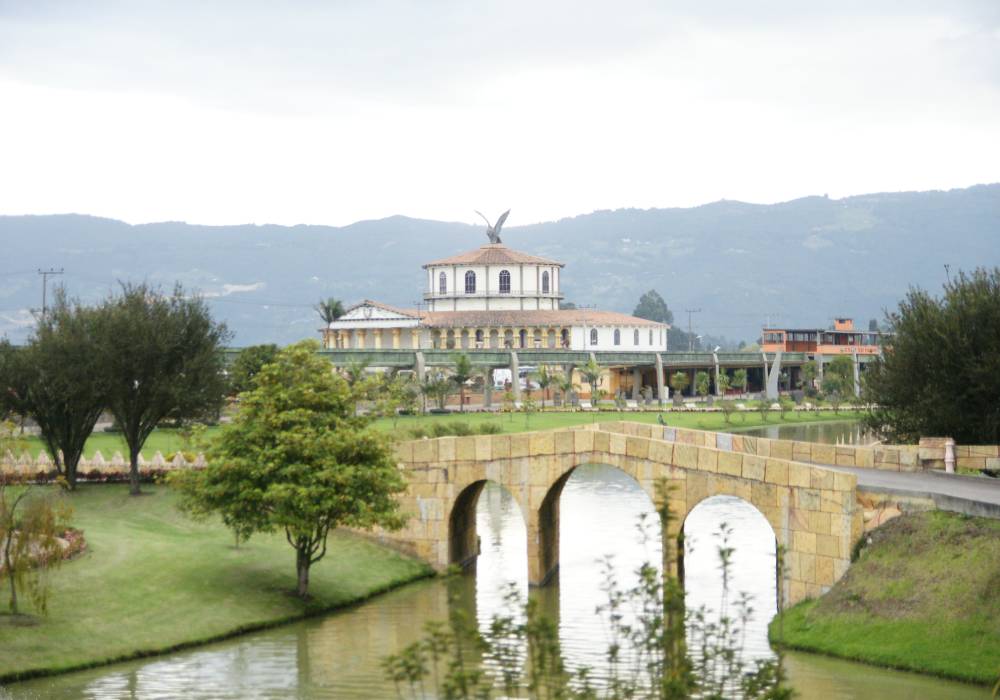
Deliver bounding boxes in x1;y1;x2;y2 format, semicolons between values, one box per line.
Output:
201;282;265;298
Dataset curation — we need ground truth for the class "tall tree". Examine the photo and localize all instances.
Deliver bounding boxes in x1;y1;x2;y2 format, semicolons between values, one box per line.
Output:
228;343;279;395
732;369;748;395
96;283;230;495
452;353;473;413
172;341;405;598
579;358;602;401
822;356;854;397
670;371;690;397
694;370;711;399
632;290;673;324
0;293;106;488
863;268;1000;443
314;298;345;324
534;365;554;410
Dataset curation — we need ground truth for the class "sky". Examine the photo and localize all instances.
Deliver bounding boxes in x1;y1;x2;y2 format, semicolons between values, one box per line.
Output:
1;1;999;228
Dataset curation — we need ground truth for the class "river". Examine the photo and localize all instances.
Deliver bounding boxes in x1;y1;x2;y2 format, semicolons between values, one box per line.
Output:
3;422;990;699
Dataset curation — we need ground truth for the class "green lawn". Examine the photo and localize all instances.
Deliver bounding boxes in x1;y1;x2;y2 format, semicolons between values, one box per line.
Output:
771;511;1000;685
0;484;431;683
373;409;864;438
16;410;863;462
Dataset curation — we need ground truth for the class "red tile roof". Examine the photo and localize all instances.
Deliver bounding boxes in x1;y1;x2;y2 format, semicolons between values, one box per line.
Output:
422;244;564;268
420;309;666;328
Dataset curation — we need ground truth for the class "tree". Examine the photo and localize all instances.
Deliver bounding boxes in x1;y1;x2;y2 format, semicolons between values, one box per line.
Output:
534;366;554;410
0;428;72;616
452;354;473;413
669;371;690;397
800;360;818;396
579;358;602;401
422;372;453;411
717;370;731;396
632;289;673;324
228;344;279;395
694;371;711;400
719;399;736;424
314;298;345;324
732;369;749;395
96;283;231;496
556;375;576;407
171;341;405;598
822;356;854;398
868;318;879;332
0;293;106;488
864;268;1000;443
558;300;577;310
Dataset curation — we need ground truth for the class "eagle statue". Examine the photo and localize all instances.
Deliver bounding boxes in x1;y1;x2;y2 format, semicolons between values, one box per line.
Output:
475;209;510;244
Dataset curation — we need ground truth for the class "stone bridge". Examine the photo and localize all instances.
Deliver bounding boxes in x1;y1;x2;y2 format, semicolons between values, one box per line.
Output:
383;422;862;607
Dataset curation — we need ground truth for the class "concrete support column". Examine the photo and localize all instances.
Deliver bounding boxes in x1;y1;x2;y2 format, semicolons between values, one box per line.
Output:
631;367;642;400
483;369;493;408
414;351;426;384
510;351;521;402
852;352;861;397
713;352;722;397
391;328;401;350
655;353;667;404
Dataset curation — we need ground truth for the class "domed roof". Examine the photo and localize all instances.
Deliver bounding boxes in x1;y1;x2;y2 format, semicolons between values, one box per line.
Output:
422;244;563;268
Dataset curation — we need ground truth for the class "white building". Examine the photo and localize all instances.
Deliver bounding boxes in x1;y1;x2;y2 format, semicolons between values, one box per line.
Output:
323;243;668;352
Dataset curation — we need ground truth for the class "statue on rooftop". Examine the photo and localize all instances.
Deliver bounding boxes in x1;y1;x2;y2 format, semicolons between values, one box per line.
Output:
475;209;510;244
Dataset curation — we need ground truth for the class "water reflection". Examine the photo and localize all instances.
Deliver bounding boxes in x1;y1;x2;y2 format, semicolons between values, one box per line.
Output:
737;420;878;446
4;448;991;699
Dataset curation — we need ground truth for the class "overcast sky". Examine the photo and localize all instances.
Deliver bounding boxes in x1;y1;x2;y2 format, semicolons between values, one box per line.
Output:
1;1;998;227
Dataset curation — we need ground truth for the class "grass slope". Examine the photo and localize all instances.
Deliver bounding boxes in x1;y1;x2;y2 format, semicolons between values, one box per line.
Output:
0;485;431;683
16;411;863;462
771;511;1000;685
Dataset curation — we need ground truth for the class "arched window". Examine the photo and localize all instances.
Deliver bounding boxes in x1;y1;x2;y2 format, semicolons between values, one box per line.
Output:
590;328;598;345
541;270;550;293
464;270;476;294
613;329;621;346
634;329;640;345
475;329;484;342
499;269;511;294
438;271;447;294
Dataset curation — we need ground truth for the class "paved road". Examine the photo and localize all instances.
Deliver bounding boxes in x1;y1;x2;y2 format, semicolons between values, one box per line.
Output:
827;466;1000;518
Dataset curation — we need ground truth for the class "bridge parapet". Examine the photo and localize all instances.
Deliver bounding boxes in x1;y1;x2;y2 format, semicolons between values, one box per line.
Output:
387;425;861;607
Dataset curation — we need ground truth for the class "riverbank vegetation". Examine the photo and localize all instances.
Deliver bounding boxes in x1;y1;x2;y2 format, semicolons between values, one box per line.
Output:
770;510;1000;685
0;484;430;684
863;267;1000;444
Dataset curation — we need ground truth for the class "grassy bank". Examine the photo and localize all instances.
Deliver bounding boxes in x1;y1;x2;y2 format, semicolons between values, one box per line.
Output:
372;409;863;437
15;410;863;462
770;511;1000;685
0;484;432;684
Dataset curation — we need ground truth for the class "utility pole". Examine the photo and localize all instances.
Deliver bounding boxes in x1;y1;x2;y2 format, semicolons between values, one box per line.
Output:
37;268;64;319
684;308;702;351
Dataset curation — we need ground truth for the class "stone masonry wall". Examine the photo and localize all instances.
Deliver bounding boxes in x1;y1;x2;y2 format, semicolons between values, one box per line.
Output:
382;424;861;608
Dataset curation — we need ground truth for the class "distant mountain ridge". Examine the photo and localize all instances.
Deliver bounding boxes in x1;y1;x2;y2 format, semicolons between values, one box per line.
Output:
2;184;998;346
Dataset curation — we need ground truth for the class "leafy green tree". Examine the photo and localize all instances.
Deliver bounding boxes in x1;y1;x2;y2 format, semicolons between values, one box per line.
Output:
314;297;345;324
534;365;554;410
0;293;106;488
96;283;231;496
423;372;453;411
864;268;1000;443
632;289;673;324
719;399;736;424
669;371;690;397
452;354;473;413
228;344;279;395
822;356;854;399
732;369;749;395
800;360;818;396
0;461;72;615
694;370;711;399
171;341;405;598
756;399;771;422
717;370;731;396
579;358;602;401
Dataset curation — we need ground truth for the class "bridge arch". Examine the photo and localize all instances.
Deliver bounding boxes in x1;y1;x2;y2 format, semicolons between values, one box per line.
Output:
449;479;527;571
536;461;658;585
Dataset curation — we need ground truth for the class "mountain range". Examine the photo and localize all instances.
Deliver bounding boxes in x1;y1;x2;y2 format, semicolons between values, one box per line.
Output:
2;184;998;347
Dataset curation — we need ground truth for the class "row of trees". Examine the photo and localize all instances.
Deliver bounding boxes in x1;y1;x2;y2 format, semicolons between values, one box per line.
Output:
0;284;230;493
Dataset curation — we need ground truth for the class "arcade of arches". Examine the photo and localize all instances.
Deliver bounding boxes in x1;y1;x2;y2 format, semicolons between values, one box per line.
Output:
380;422;861;607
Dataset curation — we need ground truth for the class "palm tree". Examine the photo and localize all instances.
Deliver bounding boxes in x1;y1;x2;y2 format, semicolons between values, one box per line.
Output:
534;365;553;410
315;298;345;324
452;353;473;413
556;375;576;407
580;358;602;403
